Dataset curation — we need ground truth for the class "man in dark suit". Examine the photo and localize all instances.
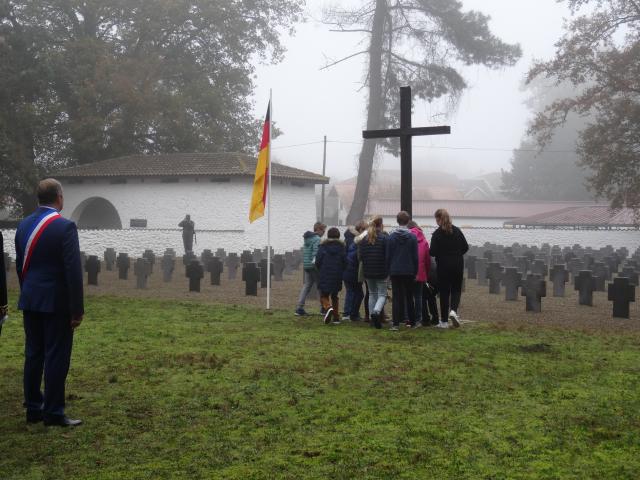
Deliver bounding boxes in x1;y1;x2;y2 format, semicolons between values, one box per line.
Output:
15;178;84;427
0;232;7;336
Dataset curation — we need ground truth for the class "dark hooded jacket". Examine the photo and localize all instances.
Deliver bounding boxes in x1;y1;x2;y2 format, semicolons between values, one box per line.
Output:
315;239;347;294
342;241;360;284
386;227;419;277
358;231;388;279
343;226;359;250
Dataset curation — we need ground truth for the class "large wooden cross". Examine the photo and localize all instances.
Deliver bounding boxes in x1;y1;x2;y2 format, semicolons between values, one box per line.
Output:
363;86;451;216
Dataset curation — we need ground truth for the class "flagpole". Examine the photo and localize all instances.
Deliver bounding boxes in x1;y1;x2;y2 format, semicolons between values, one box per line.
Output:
266;89;272;310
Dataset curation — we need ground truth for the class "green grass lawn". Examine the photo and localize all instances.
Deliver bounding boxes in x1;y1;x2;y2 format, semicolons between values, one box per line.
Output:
1;294;640;480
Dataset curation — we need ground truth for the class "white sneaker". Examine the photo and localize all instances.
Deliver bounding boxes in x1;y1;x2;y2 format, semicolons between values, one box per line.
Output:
448;310;460;328
436;321;449;329
323;307;334;324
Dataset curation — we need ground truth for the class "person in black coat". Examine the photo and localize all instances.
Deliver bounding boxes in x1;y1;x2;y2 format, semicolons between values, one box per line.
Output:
430;208;469;329
386;211;419;330
0;232;8;336
315;227;346;324
358;216;388;329
342;221;367;321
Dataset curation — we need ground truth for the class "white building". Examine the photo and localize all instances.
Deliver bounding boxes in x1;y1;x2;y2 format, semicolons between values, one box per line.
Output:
55;153;328;254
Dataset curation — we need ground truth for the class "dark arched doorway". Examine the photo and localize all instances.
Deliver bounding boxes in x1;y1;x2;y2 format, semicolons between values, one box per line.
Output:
71;197;122;229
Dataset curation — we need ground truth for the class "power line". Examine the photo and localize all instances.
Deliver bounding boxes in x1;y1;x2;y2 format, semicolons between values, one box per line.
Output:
271;138;578;154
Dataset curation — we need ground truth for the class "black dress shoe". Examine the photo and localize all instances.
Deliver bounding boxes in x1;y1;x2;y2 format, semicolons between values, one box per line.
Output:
26;410;43;423
43;415;83;427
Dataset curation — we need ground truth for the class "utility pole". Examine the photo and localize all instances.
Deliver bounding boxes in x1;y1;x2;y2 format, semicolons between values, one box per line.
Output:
320;135;327;223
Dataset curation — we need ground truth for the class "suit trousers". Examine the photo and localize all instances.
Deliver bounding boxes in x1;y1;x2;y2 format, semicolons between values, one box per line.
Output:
23;310;74;417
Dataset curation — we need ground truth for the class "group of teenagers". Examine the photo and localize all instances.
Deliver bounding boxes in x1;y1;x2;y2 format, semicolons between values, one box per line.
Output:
294;208;469;330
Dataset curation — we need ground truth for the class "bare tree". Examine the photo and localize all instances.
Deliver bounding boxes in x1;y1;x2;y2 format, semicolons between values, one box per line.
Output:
322;0;521;224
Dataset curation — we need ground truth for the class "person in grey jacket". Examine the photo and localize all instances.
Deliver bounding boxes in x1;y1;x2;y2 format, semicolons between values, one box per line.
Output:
386;211;418;330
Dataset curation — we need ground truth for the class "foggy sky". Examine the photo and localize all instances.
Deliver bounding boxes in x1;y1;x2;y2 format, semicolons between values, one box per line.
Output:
252;0;571;183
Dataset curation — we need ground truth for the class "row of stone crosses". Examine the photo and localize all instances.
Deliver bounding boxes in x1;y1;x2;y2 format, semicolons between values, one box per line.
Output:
465;242;639;319
3;242;637;318
73;247;304;296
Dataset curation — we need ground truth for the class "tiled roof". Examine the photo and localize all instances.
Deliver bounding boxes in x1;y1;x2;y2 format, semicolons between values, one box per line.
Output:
55;153;329;184
367;199;597;219
505;206;639;227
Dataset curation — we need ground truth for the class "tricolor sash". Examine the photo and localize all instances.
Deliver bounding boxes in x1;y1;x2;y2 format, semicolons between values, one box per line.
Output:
21;208;62;280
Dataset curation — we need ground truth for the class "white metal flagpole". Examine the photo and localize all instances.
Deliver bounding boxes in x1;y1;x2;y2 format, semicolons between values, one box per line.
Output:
266;89;272;310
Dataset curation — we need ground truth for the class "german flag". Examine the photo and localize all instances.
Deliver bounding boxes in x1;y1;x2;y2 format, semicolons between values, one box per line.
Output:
249;103;270;223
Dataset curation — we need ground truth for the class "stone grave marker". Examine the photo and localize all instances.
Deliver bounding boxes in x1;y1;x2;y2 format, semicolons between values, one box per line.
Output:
185;260;204;292
142;250;156;273
483;250;493;262
164;248;177;258
207;257;224;286
574;270;597;306
240;250;253;265
116;253;130;280
134;258;151;289
284;252;294;275
532;260;548;279
521;274;546;313
3;252;11;272
85;255;101;286
608;277;636;319
215;248;227;261
476;258;488;286
568;258;583;280
259;259;270;288
252;249;263;263
504;252;516;268
242;262;259;296
200;249;214;266
226;253;240;280
487;262;504;295
161;254;175;283
80;251;86;272
182;251;196;266
515;256;528;275
592;262;609;291
104;248;116;271
273;255;285;281
604;256;619;277
465;255;477;279
620;266;639;286
550;264;569;297
583;254;595;270
503;267;521;301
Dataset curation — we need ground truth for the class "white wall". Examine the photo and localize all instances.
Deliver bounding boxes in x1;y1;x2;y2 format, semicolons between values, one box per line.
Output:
58;176;318;253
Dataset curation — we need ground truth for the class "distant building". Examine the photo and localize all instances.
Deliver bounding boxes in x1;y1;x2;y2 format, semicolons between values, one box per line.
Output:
55;153;328;250
323;170;591;227
505;205;639;230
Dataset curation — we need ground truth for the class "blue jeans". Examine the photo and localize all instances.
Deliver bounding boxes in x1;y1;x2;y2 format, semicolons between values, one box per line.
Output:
343;281;364;318
296;269;319;309
366;278;387;315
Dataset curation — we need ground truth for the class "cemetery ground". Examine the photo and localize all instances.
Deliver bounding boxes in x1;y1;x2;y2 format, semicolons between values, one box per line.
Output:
1;273;640;479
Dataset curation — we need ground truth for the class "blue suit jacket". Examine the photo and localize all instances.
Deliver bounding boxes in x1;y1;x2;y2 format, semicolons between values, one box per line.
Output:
15;207;84;316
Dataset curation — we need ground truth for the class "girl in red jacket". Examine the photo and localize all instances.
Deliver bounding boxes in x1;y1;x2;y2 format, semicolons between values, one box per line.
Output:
408;221;431;327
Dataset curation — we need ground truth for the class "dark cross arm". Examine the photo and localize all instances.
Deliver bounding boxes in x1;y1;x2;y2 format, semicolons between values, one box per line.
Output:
363;126;451;139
